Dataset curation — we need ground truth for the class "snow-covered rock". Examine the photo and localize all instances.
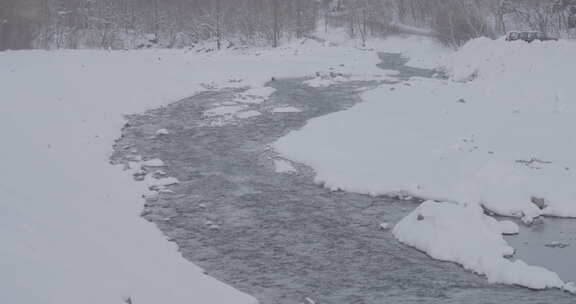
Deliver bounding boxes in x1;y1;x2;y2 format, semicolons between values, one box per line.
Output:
272;106;302;113
379;222;391;230
142;158;165;167
498;220;520;235
155;128;170;136
393;201;567;291
274;159;297;174
564;282;576;294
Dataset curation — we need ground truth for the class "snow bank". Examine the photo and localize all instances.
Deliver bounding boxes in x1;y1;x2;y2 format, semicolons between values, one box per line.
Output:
0;40;383;304
275;38;576;220
442;37;576;83
394;201;571;291
274;37;576;291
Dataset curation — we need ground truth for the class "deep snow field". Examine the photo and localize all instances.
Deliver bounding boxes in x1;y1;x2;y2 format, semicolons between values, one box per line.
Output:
0;41;384;304
2;32;576;303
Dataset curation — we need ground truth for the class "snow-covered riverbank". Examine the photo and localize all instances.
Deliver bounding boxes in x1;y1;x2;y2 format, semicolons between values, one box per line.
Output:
3;32;575;302
274;37;576;293
0;42;385;303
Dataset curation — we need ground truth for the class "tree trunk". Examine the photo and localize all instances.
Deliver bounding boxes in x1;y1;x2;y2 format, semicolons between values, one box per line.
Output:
272;0;280;47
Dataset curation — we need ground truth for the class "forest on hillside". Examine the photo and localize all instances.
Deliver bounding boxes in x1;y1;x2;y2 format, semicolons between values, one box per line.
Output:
2;0;576;50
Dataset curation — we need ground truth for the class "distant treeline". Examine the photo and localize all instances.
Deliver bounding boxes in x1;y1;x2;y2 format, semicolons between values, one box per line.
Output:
2;0;575;50
1;0;320;50
327;0;576;46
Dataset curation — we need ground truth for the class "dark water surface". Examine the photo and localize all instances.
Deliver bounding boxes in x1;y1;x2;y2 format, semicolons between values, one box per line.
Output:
506;217;576;283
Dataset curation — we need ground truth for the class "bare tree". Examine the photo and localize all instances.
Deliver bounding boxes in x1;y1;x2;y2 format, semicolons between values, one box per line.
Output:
1;0;41;50
13;0;576;50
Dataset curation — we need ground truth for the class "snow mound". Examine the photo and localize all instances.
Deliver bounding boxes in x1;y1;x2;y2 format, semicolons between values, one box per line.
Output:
236;110;261;119
141;158;165;167
274;159;297;173
155;128;170;136
393;201;568;291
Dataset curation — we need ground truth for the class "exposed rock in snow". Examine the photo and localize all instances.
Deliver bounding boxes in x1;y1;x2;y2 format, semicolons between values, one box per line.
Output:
545;241;570;249
498;220;520;235
133;170;147;181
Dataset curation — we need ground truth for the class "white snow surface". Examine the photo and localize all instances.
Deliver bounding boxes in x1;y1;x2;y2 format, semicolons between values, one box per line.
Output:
273;159;297;174
0;40;383;304
393;201;571;291
272;106;302;113
141;158;165;167
155;128;170;136
205;104;248;116
274;37;576;290
275;38;576;220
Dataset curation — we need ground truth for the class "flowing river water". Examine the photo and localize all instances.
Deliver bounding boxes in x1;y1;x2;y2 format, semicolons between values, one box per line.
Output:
111;53;575;304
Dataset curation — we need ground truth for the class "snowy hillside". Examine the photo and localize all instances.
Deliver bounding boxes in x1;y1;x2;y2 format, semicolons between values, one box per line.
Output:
275;37;576;292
